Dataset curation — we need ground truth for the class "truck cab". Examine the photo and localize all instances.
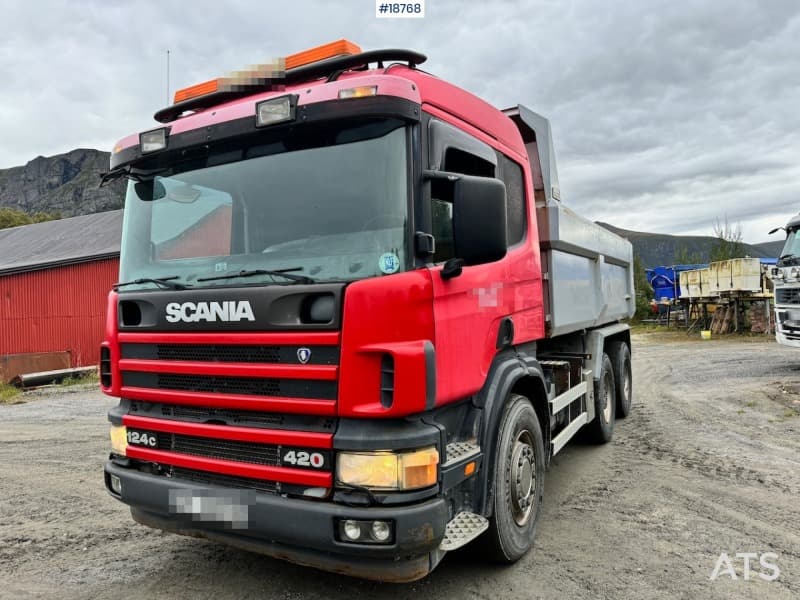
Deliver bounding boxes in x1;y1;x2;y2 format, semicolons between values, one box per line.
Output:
770;212;800;347
102;40;634;581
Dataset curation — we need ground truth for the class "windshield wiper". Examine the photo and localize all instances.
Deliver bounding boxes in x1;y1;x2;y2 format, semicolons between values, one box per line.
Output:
196;268;314;284
113;276;187;290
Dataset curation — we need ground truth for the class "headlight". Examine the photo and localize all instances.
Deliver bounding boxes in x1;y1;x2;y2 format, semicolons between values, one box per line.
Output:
139;128;168;153
110;425;128;456
336;447;439;490
255;95;296;127
791;267;799;278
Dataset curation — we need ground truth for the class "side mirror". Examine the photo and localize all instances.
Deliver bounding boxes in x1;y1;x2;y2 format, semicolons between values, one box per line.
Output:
452;175;508;266
134;178;167;201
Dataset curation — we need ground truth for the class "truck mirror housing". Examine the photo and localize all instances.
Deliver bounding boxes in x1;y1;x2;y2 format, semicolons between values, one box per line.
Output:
452;175;508;266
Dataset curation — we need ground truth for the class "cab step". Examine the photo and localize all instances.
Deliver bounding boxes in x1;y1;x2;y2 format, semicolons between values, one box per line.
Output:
443;441;480;467
439;511;489;551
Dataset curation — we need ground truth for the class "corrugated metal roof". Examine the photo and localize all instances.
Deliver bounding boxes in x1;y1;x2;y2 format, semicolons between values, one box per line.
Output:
0;210;122;276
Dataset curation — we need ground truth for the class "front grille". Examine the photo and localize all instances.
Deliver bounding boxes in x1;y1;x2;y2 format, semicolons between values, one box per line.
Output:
156;432;280;466
167;404;282;426
128;401;336;432
169;466;280;494
120;343;340;365
122;371;337;400
160;373;281;396
159;344;280;362
777;289;800;305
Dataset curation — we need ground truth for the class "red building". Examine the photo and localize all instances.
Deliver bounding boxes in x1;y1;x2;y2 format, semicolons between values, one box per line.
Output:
0;210;122;382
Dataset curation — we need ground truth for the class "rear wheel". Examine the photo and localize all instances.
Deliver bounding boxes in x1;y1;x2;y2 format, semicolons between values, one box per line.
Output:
584;352;616;443
481;394;545;563
609;341;632;418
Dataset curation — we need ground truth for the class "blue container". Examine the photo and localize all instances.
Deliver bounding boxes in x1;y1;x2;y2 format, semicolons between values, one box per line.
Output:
647;264;708;301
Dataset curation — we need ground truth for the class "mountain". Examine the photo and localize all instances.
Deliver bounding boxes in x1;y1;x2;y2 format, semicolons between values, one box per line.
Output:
597;223;780;268
751;240;784;257
0;149;125;218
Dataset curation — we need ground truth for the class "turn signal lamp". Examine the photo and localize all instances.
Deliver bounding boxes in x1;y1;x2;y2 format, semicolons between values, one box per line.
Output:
110;425;128;456
336;447;439;490
172;40;362;104
338;85;378;99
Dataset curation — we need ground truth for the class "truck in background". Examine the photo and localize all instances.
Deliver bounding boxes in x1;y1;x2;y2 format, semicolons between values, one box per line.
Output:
101;40;634;581
769;212;800;346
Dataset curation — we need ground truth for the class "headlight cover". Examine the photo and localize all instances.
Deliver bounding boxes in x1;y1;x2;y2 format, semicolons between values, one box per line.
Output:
110;425;128;456
336;447;439;490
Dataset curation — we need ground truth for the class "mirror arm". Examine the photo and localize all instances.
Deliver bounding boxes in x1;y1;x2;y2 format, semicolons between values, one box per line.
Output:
422;169;462;182
441;258;464;280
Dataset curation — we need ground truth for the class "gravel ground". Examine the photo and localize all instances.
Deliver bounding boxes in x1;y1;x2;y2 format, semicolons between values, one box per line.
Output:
1;333;799;599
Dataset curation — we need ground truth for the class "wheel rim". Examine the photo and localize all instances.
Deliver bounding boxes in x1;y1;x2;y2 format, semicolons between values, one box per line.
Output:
623;364;631;404
602;371;613;423
510;430;536;526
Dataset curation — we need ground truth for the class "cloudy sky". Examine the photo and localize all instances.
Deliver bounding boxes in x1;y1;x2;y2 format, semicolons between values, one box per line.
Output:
1;0;798;243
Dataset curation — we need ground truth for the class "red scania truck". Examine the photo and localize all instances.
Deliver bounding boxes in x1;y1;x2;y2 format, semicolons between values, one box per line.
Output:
101;40;634;581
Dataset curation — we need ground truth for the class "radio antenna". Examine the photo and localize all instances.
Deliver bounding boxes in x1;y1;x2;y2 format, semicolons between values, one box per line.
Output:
166;50;171;105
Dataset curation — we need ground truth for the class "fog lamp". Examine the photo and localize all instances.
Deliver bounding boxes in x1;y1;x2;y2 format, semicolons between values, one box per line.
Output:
336;519;395;544
110;424;128;456
109;474;122;494
336;447;438;490
256;95;296;127
371;520;391;542
342;519;362;541
139;128;168;153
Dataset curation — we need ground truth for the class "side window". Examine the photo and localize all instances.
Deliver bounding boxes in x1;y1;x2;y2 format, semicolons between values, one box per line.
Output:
499;155;526;246
431;194;454;263
430;147;496;263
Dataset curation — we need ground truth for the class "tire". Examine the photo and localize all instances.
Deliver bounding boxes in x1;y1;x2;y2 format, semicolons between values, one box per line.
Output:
481;394;545;563
584;353;616;443
609;341;632;418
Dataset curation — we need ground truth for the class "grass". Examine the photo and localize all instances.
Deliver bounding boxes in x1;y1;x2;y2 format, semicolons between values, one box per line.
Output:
0;382;22;404
58;371;99;387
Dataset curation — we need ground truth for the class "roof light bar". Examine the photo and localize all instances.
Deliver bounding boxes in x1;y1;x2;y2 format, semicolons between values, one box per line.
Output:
173;79;220;104
285;39;361;70
172;40;362;105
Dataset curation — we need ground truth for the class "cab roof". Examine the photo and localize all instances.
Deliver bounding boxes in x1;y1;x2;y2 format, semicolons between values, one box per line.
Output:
111;41;526;161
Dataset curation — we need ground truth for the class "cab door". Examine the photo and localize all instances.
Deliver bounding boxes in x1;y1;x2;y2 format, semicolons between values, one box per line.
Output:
424;118;541;406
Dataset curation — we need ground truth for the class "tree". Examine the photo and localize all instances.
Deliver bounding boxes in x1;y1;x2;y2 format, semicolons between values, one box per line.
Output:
633;254;653;321
0;207;60;230
710;216;744;261
674;244;704;265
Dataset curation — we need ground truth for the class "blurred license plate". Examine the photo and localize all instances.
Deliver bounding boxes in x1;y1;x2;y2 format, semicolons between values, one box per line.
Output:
168;488;255;529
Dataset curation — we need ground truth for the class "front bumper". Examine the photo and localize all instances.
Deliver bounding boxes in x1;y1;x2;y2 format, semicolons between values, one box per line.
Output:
774;305;800;348
104;461;448;582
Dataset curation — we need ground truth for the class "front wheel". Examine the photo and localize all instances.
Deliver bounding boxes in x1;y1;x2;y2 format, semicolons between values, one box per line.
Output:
481;394;545;563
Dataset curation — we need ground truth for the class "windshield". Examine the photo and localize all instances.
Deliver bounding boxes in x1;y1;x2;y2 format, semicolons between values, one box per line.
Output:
779;229;800;264
119;120;409;290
